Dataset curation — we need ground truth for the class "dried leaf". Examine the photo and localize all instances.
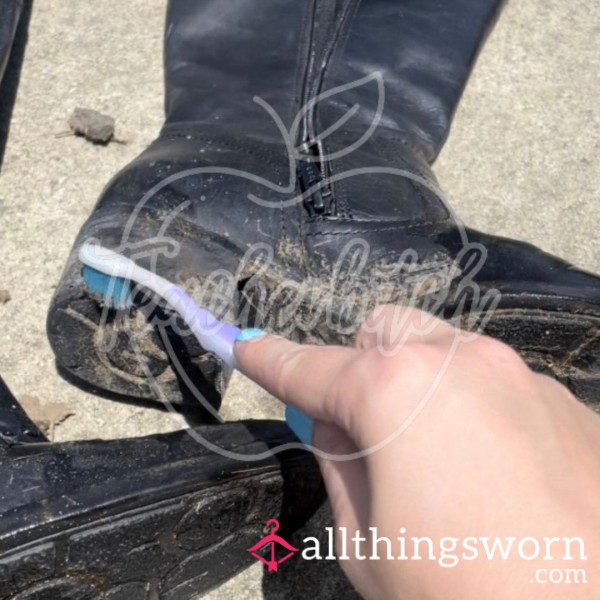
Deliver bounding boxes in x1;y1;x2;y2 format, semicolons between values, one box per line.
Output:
19;395;75;441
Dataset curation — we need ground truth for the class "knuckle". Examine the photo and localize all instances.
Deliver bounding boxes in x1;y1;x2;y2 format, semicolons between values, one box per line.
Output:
472;335;526;369
337;343;435;408
535;372;578;403
359;304;422;341
353;324;374;350
269;345;308;396
363;303;400;325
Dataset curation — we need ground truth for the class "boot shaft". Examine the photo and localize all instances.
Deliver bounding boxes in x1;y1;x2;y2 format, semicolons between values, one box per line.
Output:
164;0;504;160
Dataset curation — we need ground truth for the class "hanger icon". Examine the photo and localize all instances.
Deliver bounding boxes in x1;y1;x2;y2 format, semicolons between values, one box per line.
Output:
246;519;300;572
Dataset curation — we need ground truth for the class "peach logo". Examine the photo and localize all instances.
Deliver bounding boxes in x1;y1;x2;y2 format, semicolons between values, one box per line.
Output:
247;519;299;572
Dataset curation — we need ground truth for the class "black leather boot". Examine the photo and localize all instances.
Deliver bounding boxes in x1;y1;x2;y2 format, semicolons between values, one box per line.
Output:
0;0;30;169
0;1;21;86
48;0;600;408
0;375;327;598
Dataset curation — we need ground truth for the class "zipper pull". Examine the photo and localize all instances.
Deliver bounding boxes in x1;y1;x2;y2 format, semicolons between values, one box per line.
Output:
298;160;332;216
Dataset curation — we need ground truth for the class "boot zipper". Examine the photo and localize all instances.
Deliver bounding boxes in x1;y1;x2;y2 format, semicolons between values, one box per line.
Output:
297;0;358;218
298;140;334;216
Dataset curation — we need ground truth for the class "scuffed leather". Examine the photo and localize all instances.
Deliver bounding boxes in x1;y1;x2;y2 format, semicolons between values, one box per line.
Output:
98;0;506;269
160;0;501;251
158;0;600;302
58;0;600;303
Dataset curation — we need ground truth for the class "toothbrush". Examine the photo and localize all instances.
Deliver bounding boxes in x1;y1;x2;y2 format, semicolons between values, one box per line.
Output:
81;243;313;443
79;243;241;368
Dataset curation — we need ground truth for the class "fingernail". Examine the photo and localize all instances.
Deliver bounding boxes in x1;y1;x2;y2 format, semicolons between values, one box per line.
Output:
285;405;313;445
235;328;267;343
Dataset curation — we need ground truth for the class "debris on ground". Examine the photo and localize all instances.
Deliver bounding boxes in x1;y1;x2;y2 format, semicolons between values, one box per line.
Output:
0;289;10;304
19;394;75;441
65;107;125;144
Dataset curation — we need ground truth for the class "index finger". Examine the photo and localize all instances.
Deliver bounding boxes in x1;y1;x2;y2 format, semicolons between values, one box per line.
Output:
234;333;357;423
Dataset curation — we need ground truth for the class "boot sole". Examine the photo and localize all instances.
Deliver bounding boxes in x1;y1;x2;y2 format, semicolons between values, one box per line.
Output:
476;306;600;408
245;279;600;409
0;421;323;599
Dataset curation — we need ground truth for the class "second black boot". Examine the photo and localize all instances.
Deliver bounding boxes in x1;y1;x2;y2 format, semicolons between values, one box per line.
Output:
0;375;327;599
48;0;600;408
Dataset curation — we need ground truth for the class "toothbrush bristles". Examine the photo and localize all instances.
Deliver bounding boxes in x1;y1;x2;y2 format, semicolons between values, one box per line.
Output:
82;265;133;310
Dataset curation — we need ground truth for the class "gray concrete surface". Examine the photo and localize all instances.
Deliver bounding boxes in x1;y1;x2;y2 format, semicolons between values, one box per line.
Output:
0;0;598;598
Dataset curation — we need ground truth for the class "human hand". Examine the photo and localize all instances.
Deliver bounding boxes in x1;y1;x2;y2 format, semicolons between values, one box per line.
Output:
234;306;600;599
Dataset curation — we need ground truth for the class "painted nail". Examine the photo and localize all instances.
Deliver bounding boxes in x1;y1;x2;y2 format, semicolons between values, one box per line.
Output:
235;328;267;343
285;405;313;445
